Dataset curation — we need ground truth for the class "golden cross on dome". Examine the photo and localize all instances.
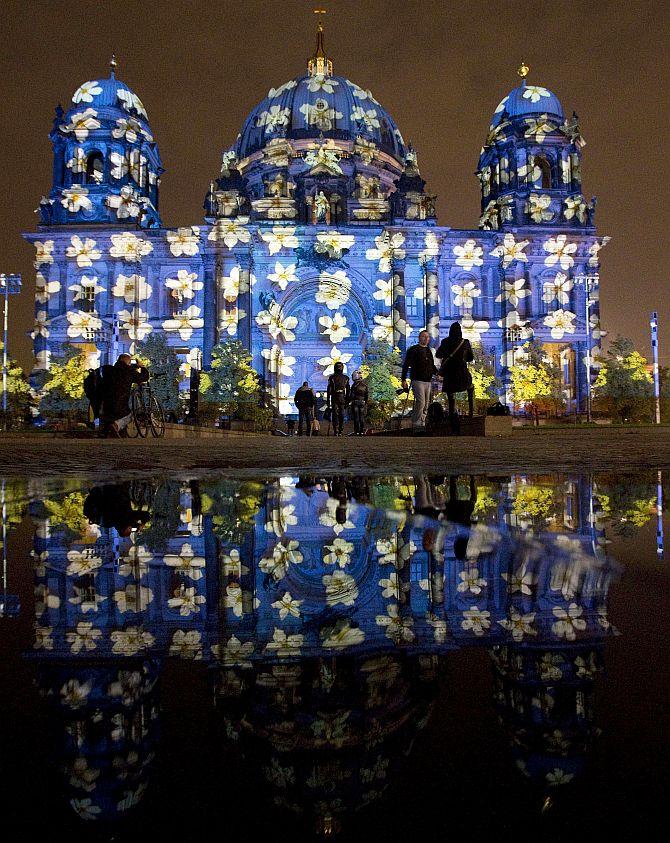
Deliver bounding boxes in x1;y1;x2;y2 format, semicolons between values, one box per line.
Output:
308;7;333;76
517;60;530;79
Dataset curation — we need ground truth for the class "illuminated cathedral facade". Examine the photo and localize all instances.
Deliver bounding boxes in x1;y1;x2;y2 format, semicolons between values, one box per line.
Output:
24;27;608;414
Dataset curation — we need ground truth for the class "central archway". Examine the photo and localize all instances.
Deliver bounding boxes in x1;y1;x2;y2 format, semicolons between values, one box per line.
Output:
271;274;372;413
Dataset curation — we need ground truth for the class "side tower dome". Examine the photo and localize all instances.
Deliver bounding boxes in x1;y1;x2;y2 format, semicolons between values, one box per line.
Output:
476;62;593;231
40;57;163;228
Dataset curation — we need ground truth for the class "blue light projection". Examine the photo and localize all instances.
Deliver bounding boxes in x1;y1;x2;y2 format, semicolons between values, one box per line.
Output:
24;474;618;827
23;38;607;413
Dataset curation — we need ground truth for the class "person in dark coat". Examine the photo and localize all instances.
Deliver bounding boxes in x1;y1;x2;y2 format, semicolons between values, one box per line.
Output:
101;354;149;437
349;370;368;435
401;329;436;429
294;381;317;436
326;362;350;436
436;322;475;421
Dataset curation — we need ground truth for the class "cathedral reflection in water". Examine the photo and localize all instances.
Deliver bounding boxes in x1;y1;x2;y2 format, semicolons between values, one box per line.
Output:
23;474;617;832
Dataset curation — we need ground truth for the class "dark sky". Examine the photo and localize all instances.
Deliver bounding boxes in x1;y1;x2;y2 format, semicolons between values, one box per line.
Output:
1;0;668;370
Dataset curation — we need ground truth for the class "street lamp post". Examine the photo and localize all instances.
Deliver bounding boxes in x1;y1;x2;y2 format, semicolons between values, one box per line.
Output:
0;273;22;422
650;311;661;425
574;272;599;423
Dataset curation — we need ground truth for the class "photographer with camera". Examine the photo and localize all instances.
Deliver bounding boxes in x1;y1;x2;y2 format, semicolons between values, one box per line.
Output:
100;353;149;437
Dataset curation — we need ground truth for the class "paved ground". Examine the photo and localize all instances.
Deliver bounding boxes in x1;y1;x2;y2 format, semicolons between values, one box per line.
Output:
1;427;669;480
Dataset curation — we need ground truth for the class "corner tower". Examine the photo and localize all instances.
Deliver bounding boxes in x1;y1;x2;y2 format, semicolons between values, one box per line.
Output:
476;63;593;232
40;57;163;229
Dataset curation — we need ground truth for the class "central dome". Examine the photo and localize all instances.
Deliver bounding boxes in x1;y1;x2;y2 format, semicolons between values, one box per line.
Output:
236;73;407;163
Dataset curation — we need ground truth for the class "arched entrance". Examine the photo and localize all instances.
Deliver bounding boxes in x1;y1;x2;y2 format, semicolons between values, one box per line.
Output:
266;274;370;413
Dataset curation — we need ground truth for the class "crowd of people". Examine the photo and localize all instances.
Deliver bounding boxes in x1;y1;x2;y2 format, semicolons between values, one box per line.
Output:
294;319;475;436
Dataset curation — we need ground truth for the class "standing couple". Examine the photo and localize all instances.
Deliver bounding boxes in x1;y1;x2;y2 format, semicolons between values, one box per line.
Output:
401;322;474;430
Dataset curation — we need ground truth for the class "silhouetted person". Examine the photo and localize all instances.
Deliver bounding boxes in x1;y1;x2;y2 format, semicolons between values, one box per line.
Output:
350;370;369;435
445;475;477;561
101;354;149;437
83;483;150;536
294;381;317;436
327;362;350;436
436;322;474;425
401;329;436;430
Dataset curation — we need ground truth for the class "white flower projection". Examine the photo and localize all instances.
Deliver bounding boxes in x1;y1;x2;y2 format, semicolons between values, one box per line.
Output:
34;240;54;267
62;108;101;141
66;310;102;338
107;186;142;219
451;281;481;309
527;193;553;223
112;273;152;303
366;231;405;272
109;232;153;262
318;346;352;376
162;305;204;340
543;234;577;270
260;226;299;255
255;307;298;342
256;105;291;133
60;186;92;213
453;239;484;271
208;217;251;249
543;272;574;306
496;278;530;309
166;227;200;256
314;231;354;259
319;312;351;343
165;270;202;300
490;233;529;266
118;308;152;341
267;262;298;291
315;270;351;310
66;235;101;267
544;308;577;339
72;81;102;104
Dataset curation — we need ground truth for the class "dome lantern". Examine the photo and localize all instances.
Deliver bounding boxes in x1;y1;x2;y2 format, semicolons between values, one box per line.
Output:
308;8;333;77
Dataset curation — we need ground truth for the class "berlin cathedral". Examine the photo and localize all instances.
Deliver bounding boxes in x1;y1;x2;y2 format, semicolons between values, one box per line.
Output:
25;21;607;414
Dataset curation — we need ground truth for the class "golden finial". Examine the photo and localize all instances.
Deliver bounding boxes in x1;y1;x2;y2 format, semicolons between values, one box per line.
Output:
308;8;332;76
517;60;530;80
110;54;118;73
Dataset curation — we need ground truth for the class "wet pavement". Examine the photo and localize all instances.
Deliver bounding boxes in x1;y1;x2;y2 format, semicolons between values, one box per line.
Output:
0;470;668;840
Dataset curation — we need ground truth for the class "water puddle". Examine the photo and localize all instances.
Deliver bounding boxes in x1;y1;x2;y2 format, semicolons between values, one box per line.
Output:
0;472;667;838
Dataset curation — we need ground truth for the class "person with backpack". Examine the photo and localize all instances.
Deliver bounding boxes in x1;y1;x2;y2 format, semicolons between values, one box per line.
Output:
326;361;350;436
100;353;149;437
436;321;475;424
294;381;317;436
401;329;437;431
349;370;368;436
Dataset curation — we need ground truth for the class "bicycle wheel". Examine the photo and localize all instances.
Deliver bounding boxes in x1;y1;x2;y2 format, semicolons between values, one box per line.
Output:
126;403;140;438
148;394;165;438
131;389;150;438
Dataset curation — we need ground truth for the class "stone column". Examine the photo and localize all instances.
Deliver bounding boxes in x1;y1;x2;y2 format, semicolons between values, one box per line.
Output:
422;257;440;345
391;259;407;353
237;254;253;353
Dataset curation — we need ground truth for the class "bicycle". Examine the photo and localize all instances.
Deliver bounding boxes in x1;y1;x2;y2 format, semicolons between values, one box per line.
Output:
127;373;166;438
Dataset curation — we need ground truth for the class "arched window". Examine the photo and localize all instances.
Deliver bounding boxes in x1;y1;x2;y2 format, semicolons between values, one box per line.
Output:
536;156;552;190
85;151;104;184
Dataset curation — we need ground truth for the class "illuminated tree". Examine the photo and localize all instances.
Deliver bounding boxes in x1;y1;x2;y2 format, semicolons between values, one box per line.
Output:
200;340;260;416
593;336;653;423
362;339;401;402
0;342;32;427
136;333;181;414
34;347;89;420
509;340;563;420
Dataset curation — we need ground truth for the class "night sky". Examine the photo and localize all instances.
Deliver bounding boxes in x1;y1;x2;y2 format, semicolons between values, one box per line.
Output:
1;0;668;370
